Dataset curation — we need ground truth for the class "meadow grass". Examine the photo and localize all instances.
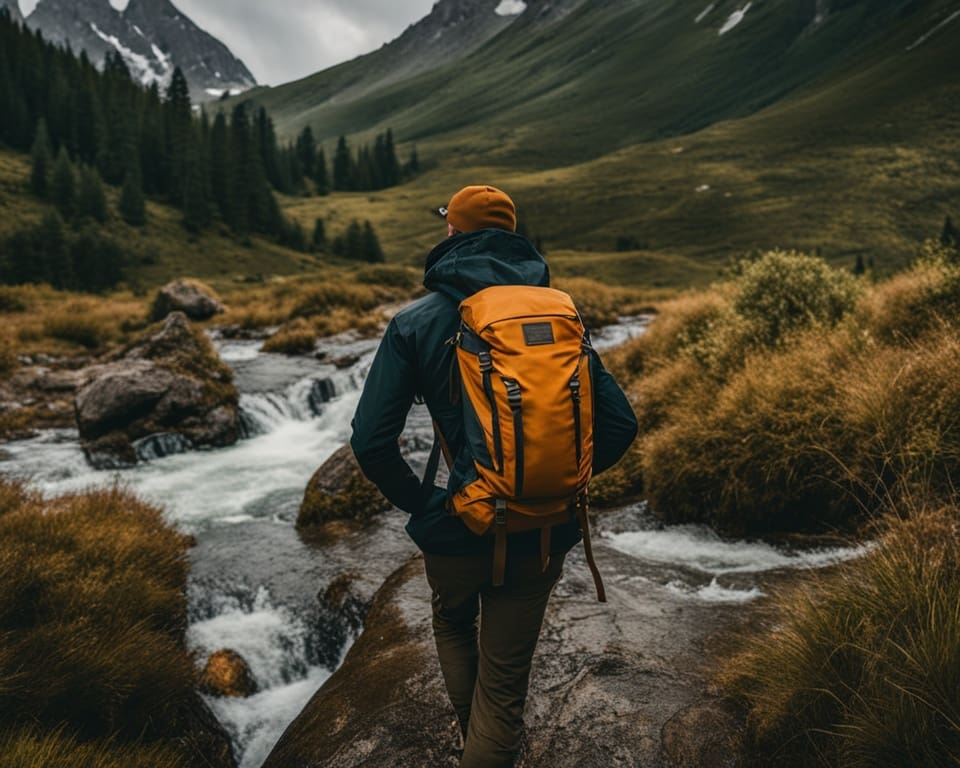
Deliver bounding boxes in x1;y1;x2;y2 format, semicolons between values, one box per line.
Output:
0;481;229;766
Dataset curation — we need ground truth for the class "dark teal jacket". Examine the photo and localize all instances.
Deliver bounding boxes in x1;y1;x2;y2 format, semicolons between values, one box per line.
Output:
350;229;638;556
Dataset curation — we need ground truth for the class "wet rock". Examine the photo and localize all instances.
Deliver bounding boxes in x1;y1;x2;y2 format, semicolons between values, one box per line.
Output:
200;649;259;698
263;544;751;768
297;445;392;528
319;573;367;634
150;279;225;322
75;313;239;468
331;354;360;370
308;378;337;416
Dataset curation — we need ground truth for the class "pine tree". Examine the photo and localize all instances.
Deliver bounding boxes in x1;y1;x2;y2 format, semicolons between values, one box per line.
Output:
312;217;326;252
333;135;352;191
362;220;384;263
119;160;147;226
182;144;210;233
209;111;229;218
384;129;400;187
315;147;329;195
295;125;317;180
853;254;866;276
406;144;420;177
50;146;76;216
165;67;192;205
30;119;53;197
36;210;71;288
941;215;959;247
77;164;108;223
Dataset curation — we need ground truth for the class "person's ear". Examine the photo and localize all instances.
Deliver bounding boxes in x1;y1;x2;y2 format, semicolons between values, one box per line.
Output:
448;224;458;238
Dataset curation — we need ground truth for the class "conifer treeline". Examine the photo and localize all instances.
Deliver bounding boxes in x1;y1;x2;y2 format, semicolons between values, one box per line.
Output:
0;10;306;244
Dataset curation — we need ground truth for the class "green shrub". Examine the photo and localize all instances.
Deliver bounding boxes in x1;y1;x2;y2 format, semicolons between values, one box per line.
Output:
732;251;860;348
720;509;960;767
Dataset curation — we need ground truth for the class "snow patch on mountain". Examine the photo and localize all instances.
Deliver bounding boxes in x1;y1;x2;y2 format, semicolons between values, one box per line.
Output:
90;21;171;87
906;8;960;51
495;0;527;16
719;2;752;35
695;3;715;23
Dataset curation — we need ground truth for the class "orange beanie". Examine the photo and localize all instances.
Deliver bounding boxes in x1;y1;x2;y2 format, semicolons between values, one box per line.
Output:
445;185;517;233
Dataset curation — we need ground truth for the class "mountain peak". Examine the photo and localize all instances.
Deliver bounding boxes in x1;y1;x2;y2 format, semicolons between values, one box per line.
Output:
26;0;255;101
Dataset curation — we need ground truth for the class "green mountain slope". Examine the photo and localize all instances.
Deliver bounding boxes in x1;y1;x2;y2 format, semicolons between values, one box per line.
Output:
248;0;960;166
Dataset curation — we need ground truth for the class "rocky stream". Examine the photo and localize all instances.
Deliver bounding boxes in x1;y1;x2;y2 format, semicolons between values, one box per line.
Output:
0;316;867;767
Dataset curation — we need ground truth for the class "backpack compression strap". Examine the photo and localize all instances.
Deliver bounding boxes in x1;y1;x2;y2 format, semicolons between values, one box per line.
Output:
577;494;607;603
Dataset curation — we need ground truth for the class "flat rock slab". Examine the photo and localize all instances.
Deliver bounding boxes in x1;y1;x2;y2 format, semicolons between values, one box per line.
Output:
264;542;747;768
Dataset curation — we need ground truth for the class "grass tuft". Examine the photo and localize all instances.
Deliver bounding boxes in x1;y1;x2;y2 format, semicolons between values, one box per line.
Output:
720;508;960;768
0;481;230;766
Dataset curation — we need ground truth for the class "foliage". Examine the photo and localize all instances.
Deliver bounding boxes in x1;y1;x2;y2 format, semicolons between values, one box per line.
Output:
330;129;405;192
262;318;317;355
720;509;960;768
332;220;385;263
0;482;224;767
0;216;126;293
0;14;302;247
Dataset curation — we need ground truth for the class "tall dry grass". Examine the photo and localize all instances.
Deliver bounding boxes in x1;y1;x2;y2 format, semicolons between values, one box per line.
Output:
720;508;960;767
611;250;960;533
0;481;228;766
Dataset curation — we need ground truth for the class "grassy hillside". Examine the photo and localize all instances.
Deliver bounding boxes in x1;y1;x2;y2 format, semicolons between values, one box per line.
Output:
223;0;960;279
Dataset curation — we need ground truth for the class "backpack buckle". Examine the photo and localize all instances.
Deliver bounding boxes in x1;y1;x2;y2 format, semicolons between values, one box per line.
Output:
569;375;581;402
478;351;493;373
495;498;507;526
503;378;522;410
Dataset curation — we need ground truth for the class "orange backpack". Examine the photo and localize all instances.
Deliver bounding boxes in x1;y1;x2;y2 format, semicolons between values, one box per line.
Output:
433;284;606;601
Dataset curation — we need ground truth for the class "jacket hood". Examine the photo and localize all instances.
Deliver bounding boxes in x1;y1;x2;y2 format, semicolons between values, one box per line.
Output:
423;229;550;304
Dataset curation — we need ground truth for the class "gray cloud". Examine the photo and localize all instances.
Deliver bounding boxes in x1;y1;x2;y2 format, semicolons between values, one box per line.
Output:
18;0;436;85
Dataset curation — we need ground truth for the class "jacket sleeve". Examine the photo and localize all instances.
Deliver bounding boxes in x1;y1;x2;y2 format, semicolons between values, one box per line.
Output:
589;348;639;475
350;317;424;515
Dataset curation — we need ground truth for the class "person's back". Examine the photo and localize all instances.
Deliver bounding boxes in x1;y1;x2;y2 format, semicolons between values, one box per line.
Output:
350;185;638;767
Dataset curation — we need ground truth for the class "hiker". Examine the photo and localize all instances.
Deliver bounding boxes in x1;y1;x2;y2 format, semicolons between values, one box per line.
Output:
350;185;637;767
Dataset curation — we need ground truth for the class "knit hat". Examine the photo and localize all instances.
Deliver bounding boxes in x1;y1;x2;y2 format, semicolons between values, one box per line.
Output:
436;185;517;233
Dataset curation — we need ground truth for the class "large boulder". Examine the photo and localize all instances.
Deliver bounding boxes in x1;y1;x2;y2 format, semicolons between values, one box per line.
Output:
75;312;239;468
263;544;749;768
150;279;225;322
297;444;392;528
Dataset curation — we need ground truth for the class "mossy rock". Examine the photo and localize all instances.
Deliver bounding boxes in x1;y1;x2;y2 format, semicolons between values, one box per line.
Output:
297;445;391;528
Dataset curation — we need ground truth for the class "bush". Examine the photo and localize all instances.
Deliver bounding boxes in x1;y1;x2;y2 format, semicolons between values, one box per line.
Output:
42;305;111;349
720;509;960;767
857;253;960;344
0;287;30;313
640;330;858;533
262;318;318;355
291;282;381;318
0;482;229;765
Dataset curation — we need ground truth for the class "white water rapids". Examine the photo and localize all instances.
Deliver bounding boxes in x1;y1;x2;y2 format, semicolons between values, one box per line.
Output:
0;315;866;767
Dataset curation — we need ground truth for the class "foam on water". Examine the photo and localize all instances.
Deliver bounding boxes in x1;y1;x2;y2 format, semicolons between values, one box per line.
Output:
605;526;869;576
665;578;764;604
208;666;332;768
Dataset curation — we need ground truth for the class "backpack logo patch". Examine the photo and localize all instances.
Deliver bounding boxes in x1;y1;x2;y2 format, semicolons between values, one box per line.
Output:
522;322;555;346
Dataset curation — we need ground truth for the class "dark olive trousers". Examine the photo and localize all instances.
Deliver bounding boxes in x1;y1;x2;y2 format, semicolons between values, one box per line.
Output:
423;551;565;768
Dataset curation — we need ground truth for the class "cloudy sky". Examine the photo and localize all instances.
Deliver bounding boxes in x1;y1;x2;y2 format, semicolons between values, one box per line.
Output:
17;0;437;85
